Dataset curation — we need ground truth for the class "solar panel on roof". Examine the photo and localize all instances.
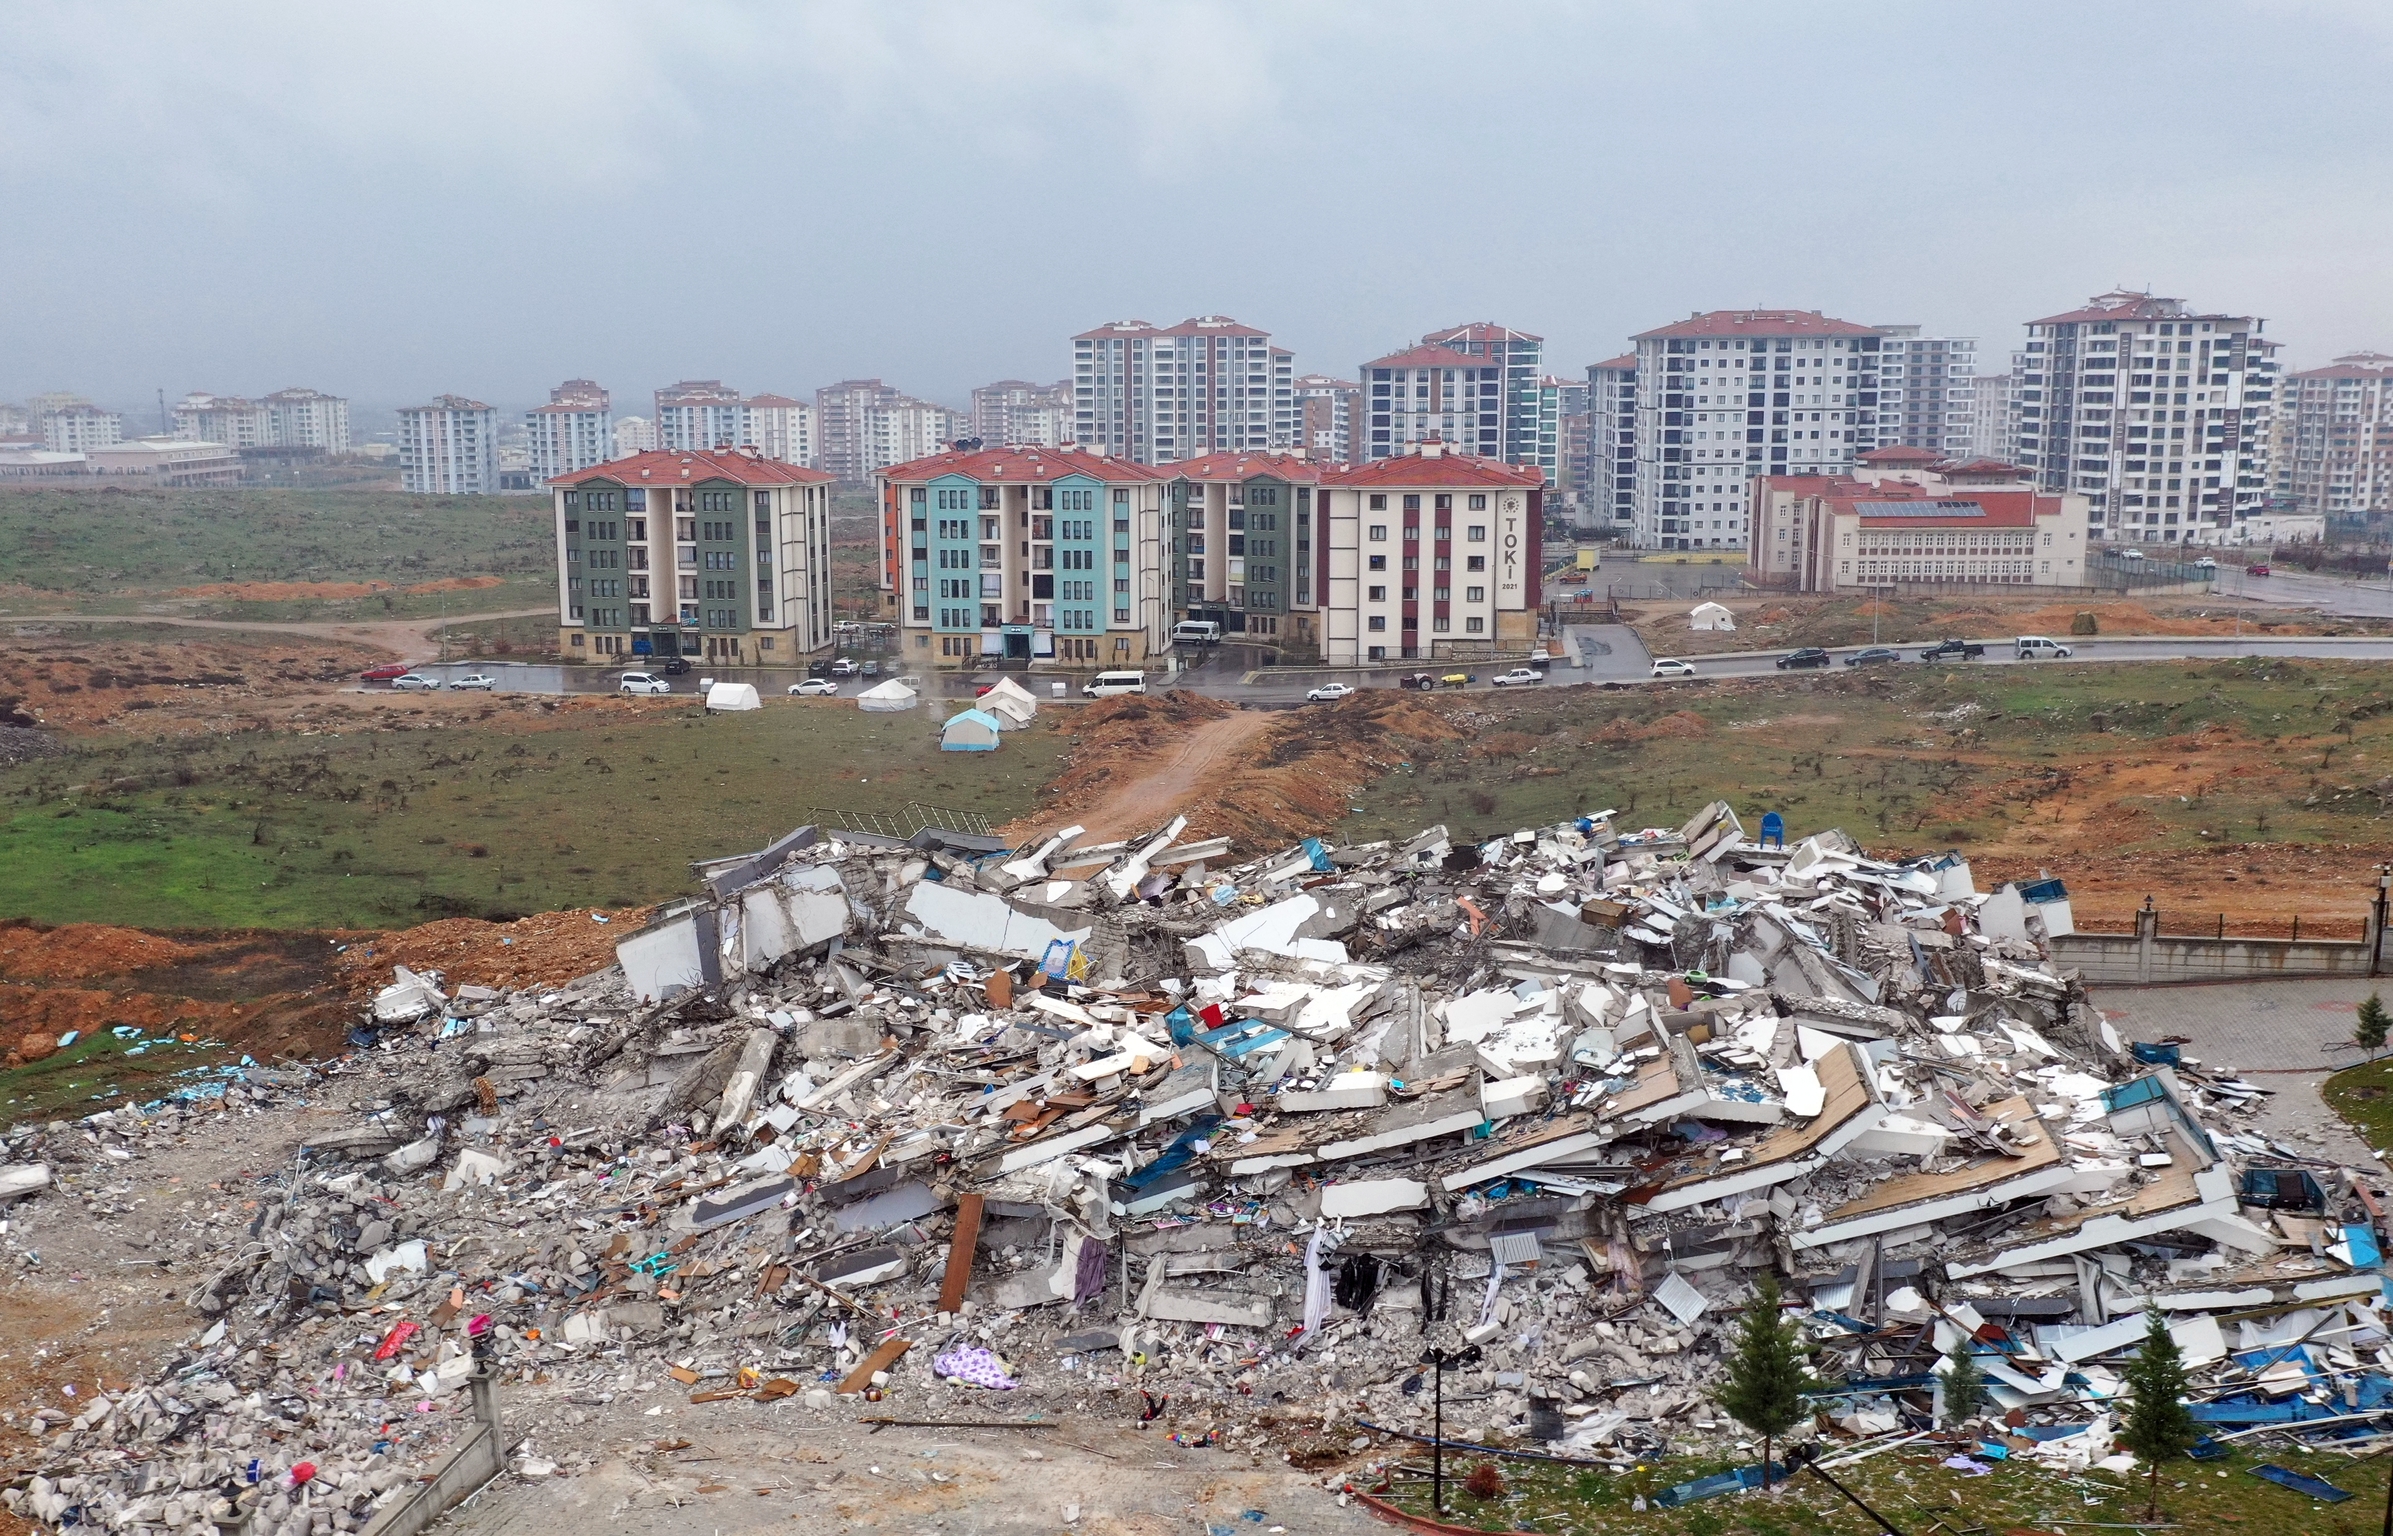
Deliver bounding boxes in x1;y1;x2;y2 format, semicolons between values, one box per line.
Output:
1855;499;1984;518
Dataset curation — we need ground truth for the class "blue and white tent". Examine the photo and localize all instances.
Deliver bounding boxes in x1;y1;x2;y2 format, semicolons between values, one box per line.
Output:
940;707;1004;752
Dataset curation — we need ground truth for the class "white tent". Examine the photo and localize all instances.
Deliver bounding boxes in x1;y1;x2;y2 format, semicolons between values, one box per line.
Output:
1689;601;1736;632
940;708;1003;752
704;681;761;711
855;678;918;712
978;675;1038;729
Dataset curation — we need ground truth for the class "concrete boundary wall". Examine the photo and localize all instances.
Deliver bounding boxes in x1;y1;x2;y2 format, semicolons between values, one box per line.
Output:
2050;920;2382;987
356;1371;504;1536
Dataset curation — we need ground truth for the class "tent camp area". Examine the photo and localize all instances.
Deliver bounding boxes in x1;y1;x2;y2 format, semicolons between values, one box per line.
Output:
704;681;761;712
856;678;918;712
940;708;1003;751
1689;600;1736;631
977;675;1038;729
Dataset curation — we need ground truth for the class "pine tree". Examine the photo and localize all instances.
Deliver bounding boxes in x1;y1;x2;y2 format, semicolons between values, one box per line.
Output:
2357;993;2388;1060
2119;1307;2198;1518
1716;1273;1813;1490
1940;1339;1986;1428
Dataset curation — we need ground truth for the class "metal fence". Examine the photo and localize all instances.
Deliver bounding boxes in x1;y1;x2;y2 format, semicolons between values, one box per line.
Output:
2070;912;2364;942
803;802;993;840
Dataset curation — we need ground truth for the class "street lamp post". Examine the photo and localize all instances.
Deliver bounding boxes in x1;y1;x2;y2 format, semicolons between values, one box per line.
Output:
1419;1343;1482;1516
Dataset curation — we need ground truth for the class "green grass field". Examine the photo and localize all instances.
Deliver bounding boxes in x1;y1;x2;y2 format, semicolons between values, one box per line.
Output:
0;701;1067;929
0;485;553;615
1365;1438;2378;1534
1341;657;2393;858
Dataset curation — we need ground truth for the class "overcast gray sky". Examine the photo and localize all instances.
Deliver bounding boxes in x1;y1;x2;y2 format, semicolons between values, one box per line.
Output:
6;0;2391;420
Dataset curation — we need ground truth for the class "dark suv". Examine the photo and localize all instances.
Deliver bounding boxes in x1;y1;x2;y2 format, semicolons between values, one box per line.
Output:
1776;648;1832;670
660;657;692;676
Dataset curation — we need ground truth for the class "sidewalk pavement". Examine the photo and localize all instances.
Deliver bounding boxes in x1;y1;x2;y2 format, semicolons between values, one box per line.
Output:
2089;975;2393;1168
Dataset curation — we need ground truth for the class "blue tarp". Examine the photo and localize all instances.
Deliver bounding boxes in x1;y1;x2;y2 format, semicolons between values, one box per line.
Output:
1652;1461;1792;1508
2250;1463;2352;1502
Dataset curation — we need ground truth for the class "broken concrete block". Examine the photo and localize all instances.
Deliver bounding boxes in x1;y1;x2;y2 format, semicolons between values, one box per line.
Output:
1145;1289;1275;1328
1275;1071;1388;1113
819;1246;908;1289
0;1163;53;1204
363;1240;429;1283
1319;1178;1429;1218
1480;1075;1549;1121
382;1137;439;1176
443;1149;509;1191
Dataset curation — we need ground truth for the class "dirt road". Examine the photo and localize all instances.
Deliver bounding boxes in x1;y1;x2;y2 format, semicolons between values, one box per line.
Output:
18;607;554;660
1037;707;1277;845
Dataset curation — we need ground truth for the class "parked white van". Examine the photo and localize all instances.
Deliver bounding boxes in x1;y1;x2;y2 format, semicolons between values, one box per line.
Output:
1082;671;1148;698
2014;635;2074;660
1171;620;1222;645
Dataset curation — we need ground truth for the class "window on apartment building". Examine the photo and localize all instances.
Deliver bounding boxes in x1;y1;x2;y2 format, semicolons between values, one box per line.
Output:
1368;585;1387;601
1368;616;1386;632
1466;526;1486;542
1368;525;1387;541
1368;494;1388;510
1464;617;1485;633
1467;555;1485;571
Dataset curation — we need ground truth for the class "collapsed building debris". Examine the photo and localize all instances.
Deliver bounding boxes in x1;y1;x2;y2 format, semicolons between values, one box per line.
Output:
5;796;2393;1535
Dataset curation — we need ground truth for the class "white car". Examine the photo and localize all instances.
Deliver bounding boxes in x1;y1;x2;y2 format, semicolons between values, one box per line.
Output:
1305;682;1356;703
788;679;839;696
449;673;496;691
1491;668;1543;687
1649;658;1698;679
388;672;441;691
618;672;672;695
829;658;861;677
2194;556;2218;570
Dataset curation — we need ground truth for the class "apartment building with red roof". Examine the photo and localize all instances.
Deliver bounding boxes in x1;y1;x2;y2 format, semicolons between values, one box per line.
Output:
874;443;1174;670
1316;440;1545;665
548;448;838;667
1627;309;1890;551
1071;316;1295;465
2281;351;2393;517
1166;451;1322;653
2013;291;2276;543
1748;451;2085;593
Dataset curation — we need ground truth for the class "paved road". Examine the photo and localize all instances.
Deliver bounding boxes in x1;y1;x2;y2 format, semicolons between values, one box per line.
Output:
2089;976;2387;1168
348;625;2393;704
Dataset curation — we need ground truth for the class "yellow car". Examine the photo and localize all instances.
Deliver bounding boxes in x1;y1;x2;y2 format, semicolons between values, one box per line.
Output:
1440;673;1471;689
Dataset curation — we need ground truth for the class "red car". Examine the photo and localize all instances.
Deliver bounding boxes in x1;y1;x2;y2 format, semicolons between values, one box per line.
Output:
359;663;410;680
2245;563;2271;577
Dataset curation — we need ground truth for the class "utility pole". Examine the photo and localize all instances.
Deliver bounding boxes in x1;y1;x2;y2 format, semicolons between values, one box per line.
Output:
2373;864;2390;979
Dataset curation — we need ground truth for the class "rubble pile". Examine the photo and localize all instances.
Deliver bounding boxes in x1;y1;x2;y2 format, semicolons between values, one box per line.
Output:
3;801;2388;1531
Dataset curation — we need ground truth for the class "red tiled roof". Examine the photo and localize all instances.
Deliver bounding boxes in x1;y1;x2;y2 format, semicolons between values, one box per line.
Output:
1169;451;1322;484
1589;354;1637;372
1074;315;1270;342
1858;445;1943;464
1363;343;1485;372
1634;310;1879;341
876;443;1174;483
1322;450;1545;489
745;393;805;407
1815;481;2055;529
1940;458;2032;477
550;448;833;488
2027;290;2254;327
2292;352;2393;380
1424;322;1545;345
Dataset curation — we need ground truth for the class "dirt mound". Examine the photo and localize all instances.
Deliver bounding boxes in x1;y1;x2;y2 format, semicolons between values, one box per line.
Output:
1591;708;1713;745
1199;694;1463;850
0;631;383;734
0;922;356;1074
333;905;650;996
0;920;206;982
